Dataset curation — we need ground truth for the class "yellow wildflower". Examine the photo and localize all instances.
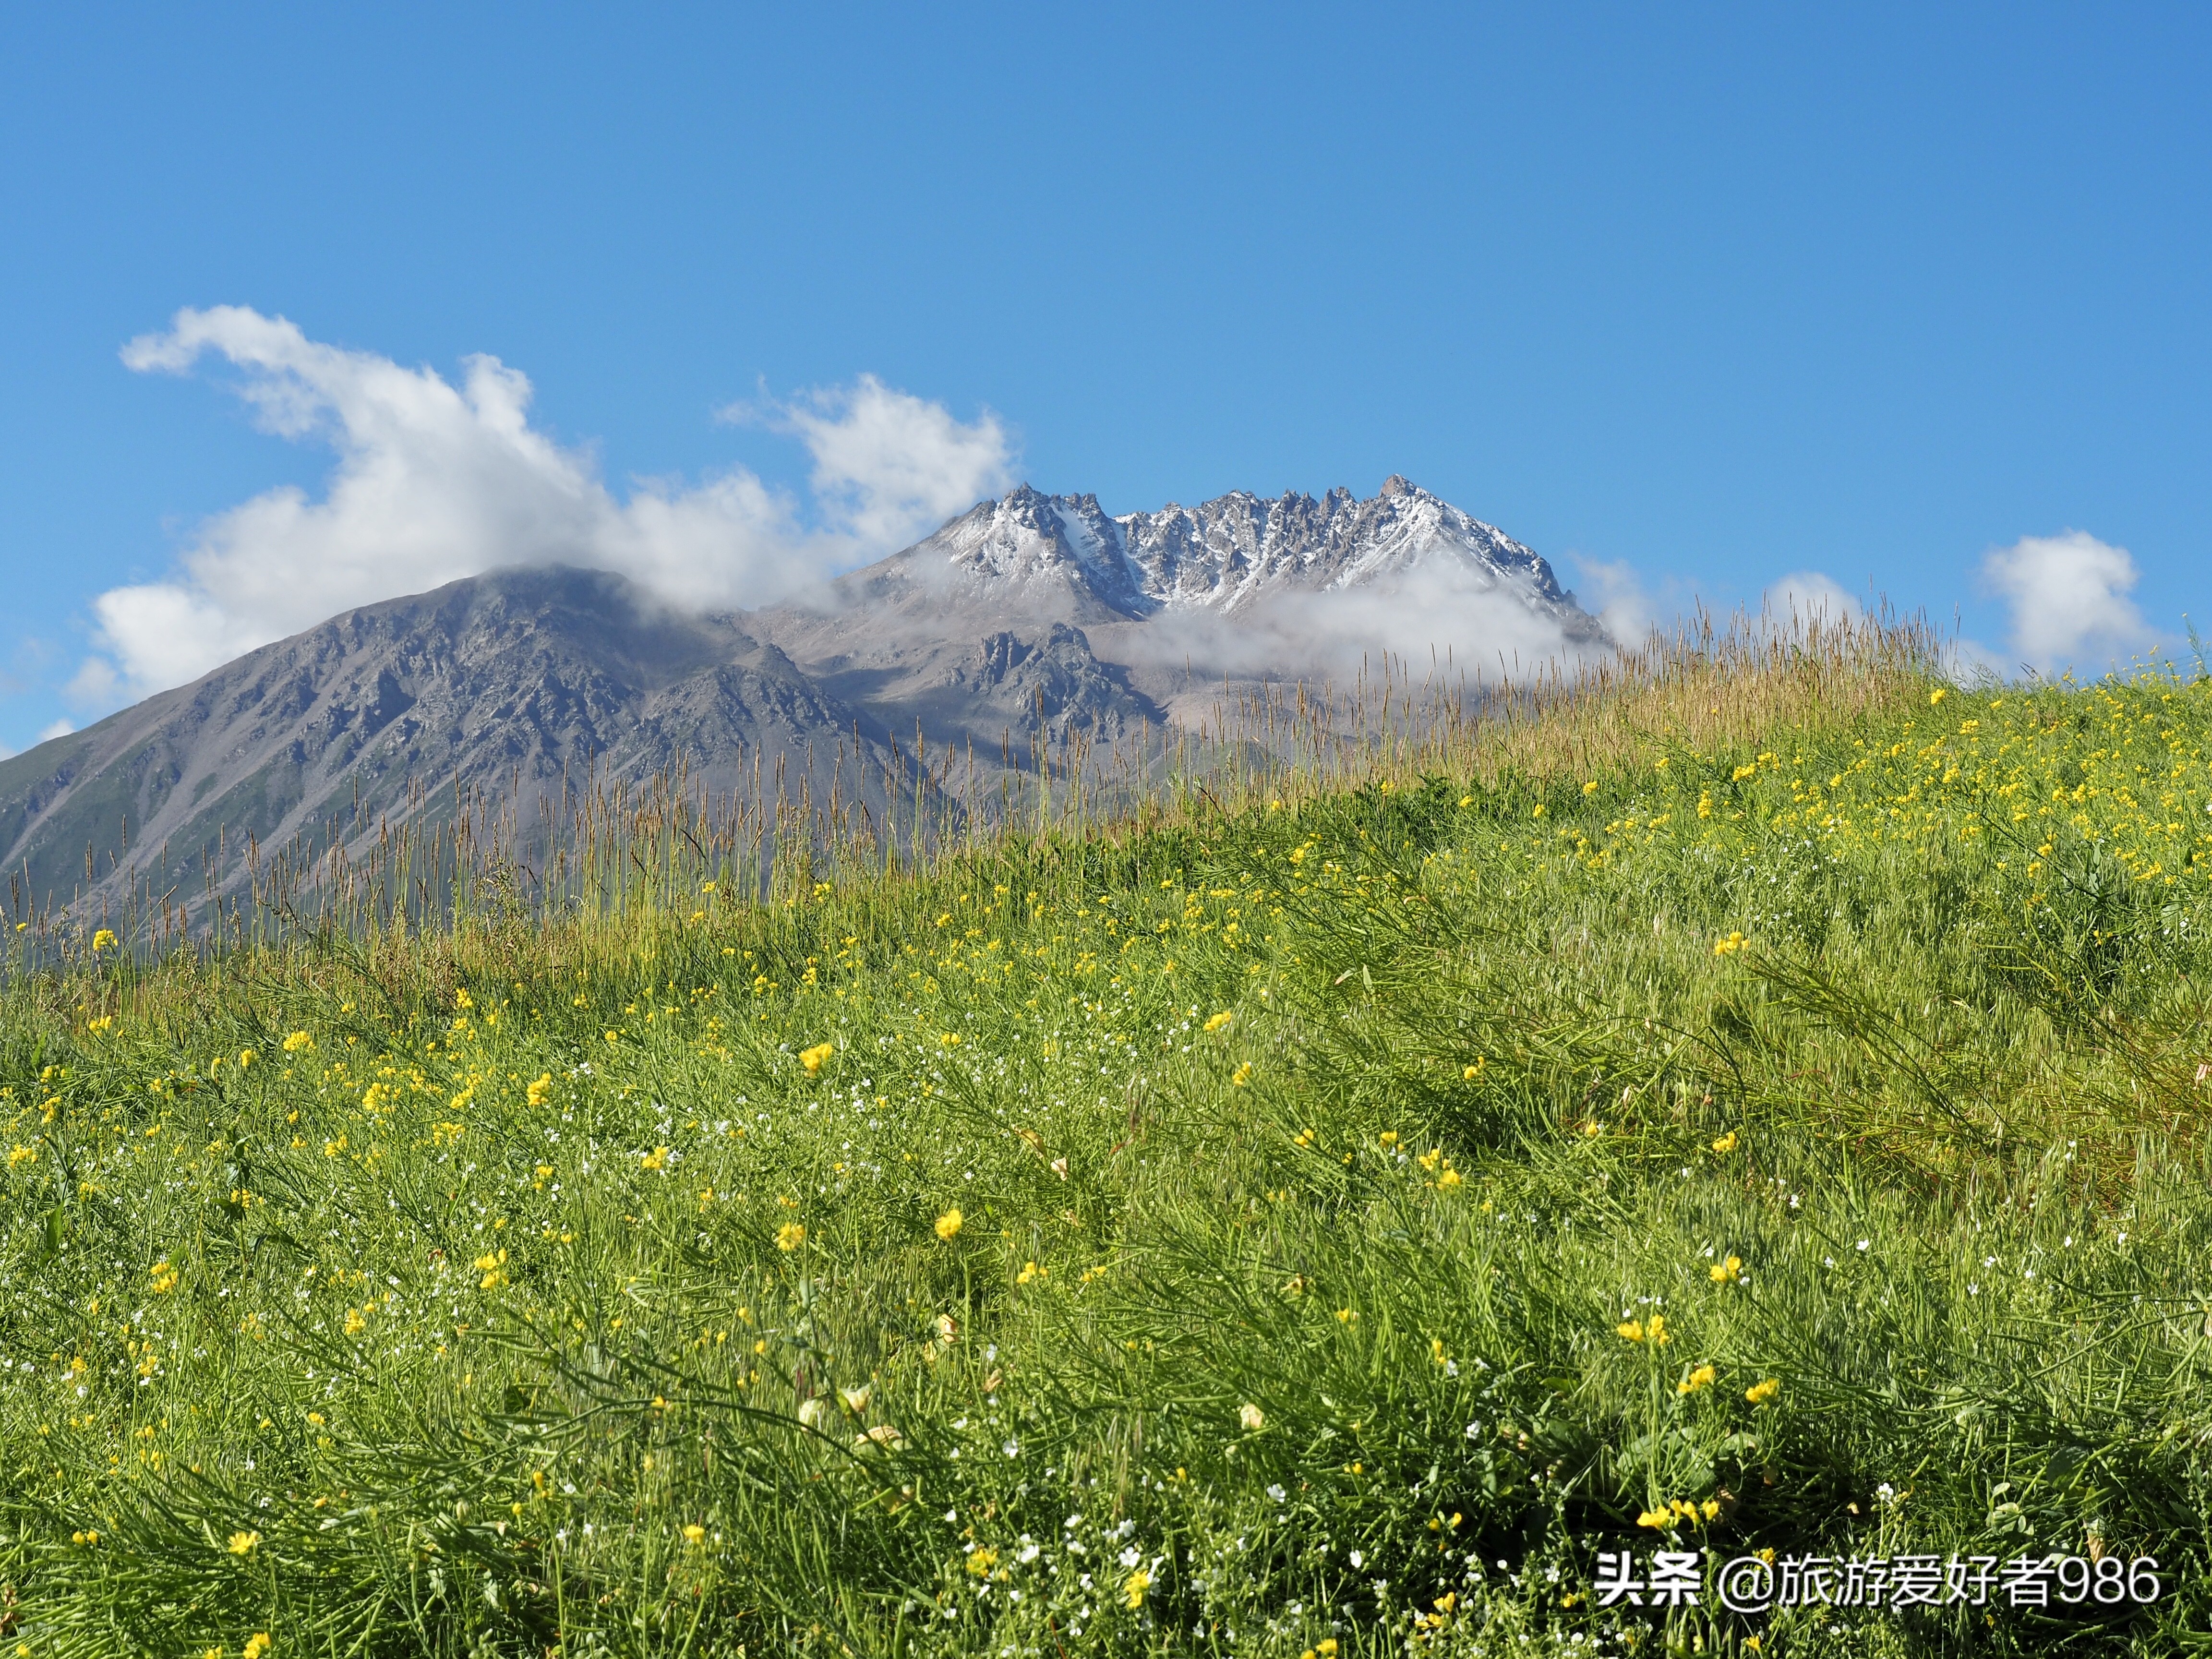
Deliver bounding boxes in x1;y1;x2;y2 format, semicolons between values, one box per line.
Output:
1202;1010;1233;1033
938;1032;962;1046
1714;931;1748;956
966;1547;998;1577
1677;1364;1718;1396
934;1208;963;1241
7;1145;35;1169
1016;1260;1045;1284
776;1221;806;1251
526;1073;553;1107
1123;1566;1151;1608
682;1524;707;1545
1710;1254;1743;1284
227;1530;260;1555
1230;1061;1253;1086
641;1146;669;1171
1746;1377;1781;1405
243;1637;270;1659
1710;1131;1738;1154
799;1041;834;1074
92;929;117;952
282;1031;313;1052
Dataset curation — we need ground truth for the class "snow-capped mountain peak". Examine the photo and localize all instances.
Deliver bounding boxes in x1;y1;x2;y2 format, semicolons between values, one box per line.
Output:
919;477;1571;620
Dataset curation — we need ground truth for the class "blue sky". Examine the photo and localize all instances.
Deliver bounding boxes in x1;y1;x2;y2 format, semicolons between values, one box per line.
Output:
2;3;2208;752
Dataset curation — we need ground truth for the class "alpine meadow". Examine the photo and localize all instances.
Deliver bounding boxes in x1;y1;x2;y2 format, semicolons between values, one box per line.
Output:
9;617;2212;1659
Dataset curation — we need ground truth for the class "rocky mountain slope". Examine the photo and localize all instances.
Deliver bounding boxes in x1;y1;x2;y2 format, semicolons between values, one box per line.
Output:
752;474;1599;738
0;568;913;917
0;479;1601;915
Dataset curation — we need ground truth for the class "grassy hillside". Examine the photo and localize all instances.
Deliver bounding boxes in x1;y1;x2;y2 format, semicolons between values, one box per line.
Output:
5;654;2212;1658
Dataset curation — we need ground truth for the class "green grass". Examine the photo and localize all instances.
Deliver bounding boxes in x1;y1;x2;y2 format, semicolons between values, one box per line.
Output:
7;667;2212;1658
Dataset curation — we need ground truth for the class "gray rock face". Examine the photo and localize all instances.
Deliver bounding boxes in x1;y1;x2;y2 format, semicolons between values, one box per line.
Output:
950;623;1154;743
0;567;912;917
820;474;1575;623
0;478;1601;916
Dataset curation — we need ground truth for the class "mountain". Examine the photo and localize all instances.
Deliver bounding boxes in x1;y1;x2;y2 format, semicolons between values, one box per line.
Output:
972;472;1572;613
763;473;1579;629
0;479;1600;916
0;568;914;919
750;474;1599;740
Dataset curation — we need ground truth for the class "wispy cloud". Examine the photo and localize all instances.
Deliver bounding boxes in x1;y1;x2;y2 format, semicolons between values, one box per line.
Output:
78;307;1015;705
1114;562;1609;687
748;376;1015;554
1567;555;1658;644
1761;571;1863;627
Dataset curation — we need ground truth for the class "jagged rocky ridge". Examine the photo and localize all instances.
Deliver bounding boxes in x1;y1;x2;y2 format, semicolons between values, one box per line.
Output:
932;473;1571;614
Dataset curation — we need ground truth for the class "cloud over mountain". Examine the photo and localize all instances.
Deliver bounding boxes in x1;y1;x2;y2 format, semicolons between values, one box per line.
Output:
75;308;1014;705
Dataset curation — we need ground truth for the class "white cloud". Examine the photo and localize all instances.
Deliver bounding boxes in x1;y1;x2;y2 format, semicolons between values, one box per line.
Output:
82;307;1015;704
36;718;75;743
1567;555;1656;644
766;375;1014;553
1761;571;1862;629
1979;530;2157;674
1113;561;1609;688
